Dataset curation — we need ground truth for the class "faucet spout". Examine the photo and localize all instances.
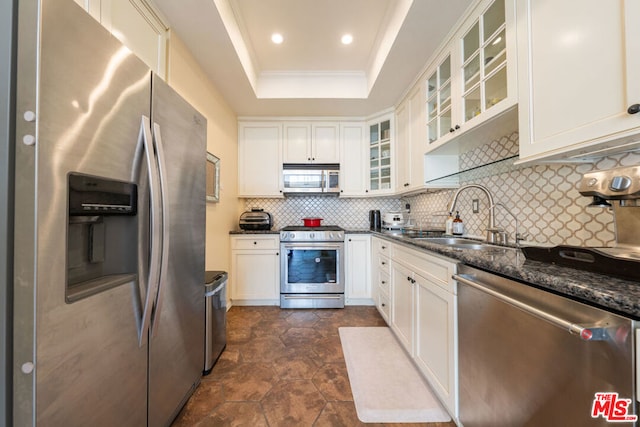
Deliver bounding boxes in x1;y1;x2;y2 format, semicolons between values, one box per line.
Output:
447;184;496;236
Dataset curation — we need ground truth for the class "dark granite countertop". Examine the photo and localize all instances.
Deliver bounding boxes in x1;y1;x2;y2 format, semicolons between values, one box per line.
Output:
229;229;280;235
372;231;640;320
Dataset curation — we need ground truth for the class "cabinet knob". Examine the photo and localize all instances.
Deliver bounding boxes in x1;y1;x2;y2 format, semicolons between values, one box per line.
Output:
381;261;386;265
381;246;386;249
628;104;640;115
308;157;311;161
381;281;386;284
276;252;279;256
253;241;257;245
312;157;315;161
365;189;369;193
348;238;352;242
341;190;344;193
449;128;455;133
407;276;411;281
381;303;386;307
455;124;460;130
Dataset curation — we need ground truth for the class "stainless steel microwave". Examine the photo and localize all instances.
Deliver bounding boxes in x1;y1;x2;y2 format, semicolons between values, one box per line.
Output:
282;164;340;195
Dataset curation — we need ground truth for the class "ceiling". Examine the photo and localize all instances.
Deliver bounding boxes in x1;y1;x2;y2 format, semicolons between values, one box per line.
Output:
151;0;473;117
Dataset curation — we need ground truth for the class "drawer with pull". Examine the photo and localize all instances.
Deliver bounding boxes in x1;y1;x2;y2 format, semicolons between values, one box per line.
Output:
232;235;279;250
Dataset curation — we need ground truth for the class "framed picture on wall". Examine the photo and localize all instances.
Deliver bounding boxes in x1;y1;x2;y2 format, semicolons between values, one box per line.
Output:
206;152;220;203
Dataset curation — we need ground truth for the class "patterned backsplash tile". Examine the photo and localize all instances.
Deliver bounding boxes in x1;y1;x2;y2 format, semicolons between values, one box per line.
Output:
407;133;640;247
245;131;640;246
244;197;402;230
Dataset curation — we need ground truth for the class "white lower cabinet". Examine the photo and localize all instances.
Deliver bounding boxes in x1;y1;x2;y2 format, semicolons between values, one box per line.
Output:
345;234;373;305
374;237;458;419
390;260;415;354
414;272;457;415
230;235;280;305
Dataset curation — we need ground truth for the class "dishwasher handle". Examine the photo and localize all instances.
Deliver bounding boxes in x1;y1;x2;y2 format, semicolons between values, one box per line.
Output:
453;274;607;341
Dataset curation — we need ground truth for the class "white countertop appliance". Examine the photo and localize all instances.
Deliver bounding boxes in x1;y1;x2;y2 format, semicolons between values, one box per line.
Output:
382;211;407;230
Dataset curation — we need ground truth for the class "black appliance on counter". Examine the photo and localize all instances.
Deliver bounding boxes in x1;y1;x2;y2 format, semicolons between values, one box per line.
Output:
239;208;272;230
369;210;381;230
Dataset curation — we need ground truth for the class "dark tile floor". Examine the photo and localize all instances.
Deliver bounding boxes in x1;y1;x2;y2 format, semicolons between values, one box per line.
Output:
172;306;456;427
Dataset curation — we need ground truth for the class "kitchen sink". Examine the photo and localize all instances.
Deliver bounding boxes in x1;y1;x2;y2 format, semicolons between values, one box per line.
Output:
411;237;509;251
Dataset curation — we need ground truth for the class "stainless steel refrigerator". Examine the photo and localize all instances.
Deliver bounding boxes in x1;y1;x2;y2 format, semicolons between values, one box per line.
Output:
12;0;206;425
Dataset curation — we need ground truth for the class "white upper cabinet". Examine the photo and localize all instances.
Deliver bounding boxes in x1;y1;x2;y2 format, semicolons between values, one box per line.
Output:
367;113;394;195
425;0;517;154
339;122;368;197
516;0;640;162
283;122;340;164
396;85;427;193
73;0;168;78
238;122;283;198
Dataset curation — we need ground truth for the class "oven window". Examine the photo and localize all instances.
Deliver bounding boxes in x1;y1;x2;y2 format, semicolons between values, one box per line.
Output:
286;249;337;283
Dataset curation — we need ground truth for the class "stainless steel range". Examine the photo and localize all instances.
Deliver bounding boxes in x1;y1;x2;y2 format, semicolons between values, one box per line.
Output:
280;226;345;308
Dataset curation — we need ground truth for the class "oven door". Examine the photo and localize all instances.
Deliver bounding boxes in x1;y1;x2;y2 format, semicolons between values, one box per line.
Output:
280;242;345;294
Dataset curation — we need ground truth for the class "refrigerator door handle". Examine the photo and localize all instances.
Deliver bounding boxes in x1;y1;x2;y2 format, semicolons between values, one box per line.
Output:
137;116;163;346
150;122;170;337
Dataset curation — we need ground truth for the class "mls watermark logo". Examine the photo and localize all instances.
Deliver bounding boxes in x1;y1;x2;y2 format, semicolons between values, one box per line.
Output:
591;392;638;422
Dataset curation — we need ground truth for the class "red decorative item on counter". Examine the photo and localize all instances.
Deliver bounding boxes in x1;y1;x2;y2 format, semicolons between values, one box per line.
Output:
302;217;323;227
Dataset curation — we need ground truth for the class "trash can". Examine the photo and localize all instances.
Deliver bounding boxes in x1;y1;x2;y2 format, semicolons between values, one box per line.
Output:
204;270;227;375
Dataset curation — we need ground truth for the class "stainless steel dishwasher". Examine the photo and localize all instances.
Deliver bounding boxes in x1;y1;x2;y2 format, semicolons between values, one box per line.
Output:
455;265;636;427
204;271;227;375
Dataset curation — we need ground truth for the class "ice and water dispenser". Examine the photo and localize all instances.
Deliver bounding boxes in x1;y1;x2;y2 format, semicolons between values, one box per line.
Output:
66;173;138;303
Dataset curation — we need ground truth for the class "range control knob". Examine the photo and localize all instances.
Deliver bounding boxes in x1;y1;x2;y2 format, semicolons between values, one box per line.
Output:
309;233;315;239
610;175;632;192
289;233;295;240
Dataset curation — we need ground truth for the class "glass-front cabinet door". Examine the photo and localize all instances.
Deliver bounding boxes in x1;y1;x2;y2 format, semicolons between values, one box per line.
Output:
368;116;393;193
426;55;453;144
461;0;508;123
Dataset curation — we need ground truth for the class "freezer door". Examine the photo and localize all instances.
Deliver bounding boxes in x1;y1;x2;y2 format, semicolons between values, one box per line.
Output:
148;75;206;426
15;0;151;425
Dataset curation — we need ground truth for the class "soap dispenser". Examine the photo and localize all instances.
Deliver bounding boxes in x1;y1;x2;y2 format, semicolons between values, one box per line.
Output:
445;212;454;235
452;211;464;236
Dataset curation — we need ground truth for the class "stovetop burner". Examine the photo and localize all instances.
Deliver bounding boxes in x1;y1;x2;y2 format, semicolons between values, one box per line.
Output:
280;225;344;242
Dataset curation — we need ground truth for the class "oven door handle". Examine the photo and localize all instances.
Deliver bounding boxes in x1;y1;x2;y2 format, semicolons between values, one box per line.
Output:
282;295;343;300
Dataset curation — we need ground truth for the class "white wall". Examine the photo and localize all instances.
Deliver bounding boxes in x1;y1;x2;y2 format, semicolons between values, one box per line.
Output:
165;32;243;273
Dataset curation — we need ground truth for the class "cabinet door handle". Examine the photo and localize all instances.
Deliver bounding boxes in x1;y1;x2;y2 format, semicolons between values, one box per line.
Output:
455;124;460;130
449;128;455;133
407;276;411;281
628;104;640;114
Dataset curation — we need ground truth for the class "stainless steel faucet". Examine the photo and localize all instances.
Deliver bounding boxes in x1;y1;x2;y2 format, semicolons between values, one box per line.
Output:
447;184;496;241
489;202;527;247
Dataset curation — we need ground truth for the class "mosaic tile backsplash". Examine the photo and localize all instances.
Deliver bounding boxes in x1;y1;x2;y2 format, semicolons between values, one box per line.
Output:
244;197;402;230
246;131;640;247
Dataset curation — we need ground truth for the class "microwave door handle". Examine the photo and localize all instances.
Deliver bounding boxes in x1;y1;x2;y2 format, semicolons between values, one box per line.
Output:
322;170;328;192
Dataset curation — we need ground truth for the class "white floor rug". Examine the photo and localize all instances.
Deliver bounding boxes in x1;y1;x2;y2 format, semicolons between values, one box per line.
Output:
339;327;452;423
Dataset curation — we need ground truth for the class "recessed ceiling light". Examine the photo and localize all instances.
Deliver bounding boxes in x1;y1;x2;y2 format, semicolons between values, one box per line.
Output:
271;33;284;44
341;34;353;45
